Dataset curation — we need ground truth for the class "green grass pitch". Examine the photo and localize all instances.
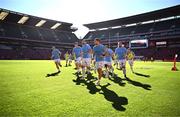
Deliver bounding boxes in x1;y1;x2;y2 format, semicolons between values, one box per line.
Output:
0;60;180;116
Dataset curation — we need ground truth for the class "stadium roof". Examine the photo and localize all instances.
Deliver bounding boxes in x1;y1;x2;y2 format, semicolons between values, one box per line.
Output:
0;8;77;32
84;5;180;30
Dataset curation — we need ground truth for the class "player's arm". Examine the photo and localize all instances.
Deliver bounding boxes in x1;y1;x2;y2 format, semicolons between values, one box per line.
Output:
92;48;95;60
58;50;61;56
87;44;92;54
112;52;115;60
102;46;107;57
51;55;54;60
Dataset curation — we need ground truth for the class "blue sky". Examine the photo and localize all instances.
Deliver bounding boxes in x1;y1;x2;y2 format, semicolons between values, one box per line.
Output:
0;0;179;38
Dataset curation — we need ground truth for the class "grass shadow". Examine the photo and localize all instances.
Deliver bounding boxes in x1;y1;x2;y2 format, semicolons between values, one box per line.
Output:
99;83;128;111
46;71;60;77
72;73;128;111
109;73;126;87
73;72;100;94
124;77;151;90
72;72;85;85
134;72;150;78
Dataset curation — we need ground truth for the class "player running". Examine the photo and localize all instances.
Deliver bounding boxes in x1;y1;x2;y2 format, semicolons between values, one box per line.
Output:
72;42;82;74
115;42;127;78
93;38;106;85
81;39;92;79
126;48;135;73
64;51;69;67
51;46;62;72
104;46;114;78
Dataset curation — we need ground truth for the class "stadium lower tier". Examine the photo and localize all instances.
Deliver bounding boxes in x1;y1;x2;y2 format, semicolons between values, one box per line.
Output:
0;47;179;61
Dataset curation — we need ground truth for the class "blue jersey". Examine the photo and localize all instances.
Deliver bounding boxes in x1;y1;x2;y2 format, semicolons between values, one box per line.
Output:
104;48;114;62
51;49;61;59
93;44;106;62
82;44;92;58
115;47;127;60
73;46;82;58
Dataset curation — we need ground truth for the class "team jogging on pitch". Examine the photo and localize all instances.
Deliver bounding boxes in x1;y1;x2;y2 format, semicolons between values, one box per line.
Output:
51;38;135;85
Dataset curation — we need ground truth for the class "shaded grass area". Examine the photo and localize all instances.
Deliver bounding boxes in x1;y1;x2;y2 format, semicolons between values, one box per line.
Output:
0;60;180;116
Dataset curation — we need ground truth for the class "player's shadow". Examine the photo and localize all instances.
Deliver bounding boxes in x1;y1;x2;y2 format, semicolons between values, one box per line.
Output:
109;73;126;87
72;72;84;85
73;72;100;94
72;73;128;111
134;72;150;78
99;83;128;111
46;71;60;77
124;77;151;90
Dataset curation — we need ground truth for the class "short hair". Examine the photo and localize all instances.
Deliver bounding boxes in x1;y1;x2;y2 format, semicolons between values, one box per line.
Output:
94;38;101;42
81;39;86;43
52;46;55;49
74;42;78;45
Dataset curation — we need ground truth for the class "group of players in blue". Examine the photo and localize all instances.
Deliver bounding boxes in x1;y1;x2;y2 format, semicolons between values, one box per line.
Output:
51;38;135;85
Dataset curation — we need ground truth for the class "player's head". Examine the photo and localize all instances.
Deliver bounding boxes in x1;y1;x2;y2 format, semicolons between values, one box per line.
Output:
81;39;87;45
118;42;122;47
127;48;131;52
74;42;78;47
52;46;56;50
94;38;101;45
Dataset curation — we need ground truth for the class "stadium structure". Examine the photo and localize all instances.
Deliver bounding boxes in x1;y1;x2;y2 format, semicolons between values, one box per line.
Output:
0;5;180;61
83;5;180;61
0;8;78;60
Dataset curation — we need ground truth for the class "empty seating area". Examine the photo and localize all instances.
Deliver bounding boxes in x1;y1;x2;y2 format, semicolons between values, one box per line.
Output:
0;22;78;43
0;8;78;60
84;18;180;40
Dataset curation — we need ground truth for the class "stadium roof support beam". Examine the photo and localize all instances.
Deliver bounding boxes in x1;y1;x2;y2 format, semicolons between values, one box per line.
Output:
0;11;9;20
35;20;46;27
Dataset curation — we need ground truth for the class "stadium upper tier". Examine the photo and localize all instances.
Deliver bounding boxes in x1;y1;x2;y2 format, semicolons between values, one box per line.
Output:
83;5;180;41
0;8;78;43
84;18;180;40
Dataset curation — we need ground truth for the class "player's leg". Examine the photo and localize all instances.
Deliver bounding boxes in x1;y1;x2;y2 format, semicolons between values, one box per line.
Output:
77;57;82;74
122;60;126;78
129;60;134;73
65;59;67;67
57;59;62;67
93;60;97;73
119;60;123;70
86;58;91;74
55;61;60;72
69;59;72;66
96;62;104;85
81;59;86;79
109;63;114;77
104;62;109;78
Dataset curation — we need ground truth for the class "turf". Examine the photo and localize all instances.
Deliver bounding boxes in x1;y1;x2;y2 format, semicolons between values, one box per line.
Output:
0;60;180;116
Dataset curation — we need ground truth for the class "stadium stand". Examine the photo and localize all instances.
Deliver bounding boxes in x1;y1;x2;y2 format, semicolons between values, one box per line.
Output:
83;5;180;61
0;8;78;59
